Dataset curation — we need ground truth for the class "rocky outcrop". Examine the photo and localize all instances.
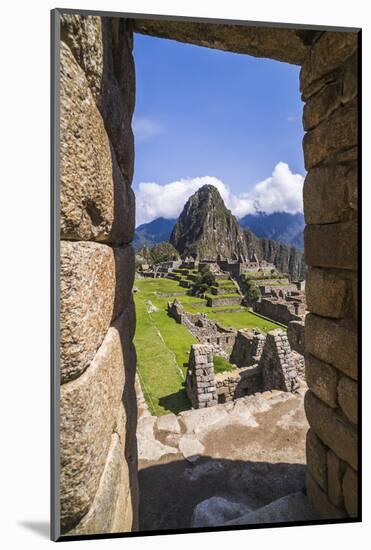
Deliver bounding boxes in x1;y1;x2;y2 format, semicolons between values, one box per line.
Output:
252;235;306;281
59;13;138;537
170;185;305;279
170;185;251;261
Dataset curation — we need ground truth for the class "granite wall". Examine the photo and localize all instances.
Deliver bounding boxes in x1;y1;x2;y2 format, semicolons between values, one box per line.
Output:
59;14;138;535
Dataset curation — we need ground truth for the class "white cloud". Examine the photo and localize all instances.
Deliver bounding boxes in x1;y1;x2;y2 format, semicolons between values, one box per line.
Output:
132;117;163;142
135;162;304;225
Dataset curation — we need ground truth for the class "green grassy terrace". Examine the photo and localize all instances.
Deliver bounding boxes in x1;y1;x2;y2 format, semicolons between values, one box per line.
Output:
134;277;283;415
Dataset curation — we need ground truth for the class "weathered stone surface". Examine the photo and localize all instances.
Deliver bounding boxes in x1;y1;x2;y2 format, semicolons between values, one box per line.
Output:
191;496;251;528
100;18;136;184
260;330;300;392
303;161;357;225
61;14;103;104
306;429;328;492
304;391;357;470
305;221;357;271
338;376;358;425
300;32;358;94
156;413;181;435
60;307;131;532
306;471;346;519
225;492;318;525
287;321;305;355
327;450;345;510
303;52;358;130
306;268;347;319
68;433;122;535
303;98;358;171
179;435;205;463
60;41;134;244
134;19;308;64
305;354;338;408
342;467;358;517
111;402;135;533
60;241;114;383
112;245;135;321
305;314;357;380
60;241;135;383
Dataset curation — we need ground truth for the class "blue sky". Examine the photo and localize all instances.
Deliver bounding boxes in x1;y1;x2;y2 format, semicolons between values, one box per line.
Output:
132;34;305;226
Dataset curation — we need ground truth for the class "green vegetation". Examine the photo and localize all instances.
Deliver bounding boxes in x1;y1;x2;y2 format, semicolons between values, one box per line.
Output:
243;270;288;281
193;265;216;294
245;279;261;305
213;355;234;374
134;278;283;415
134;279;195;416
149;242;180;264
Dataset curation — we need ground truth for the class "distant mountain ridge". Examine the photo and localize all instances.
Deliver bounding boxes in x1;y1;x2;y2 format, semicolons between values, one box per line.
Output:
239;211;304;250
133;217;176;250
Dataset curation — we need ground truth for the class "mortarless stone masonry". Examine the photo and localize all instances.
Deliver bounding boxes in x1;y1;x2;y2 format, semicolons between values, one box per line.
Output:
301;31;359;519
185;345;218;409
59;14;138;535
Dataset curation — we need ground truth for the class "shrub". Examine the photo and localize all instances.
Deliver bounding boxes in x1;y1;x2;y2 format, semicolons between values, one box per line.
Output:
245;279;261;305
193;265;216;294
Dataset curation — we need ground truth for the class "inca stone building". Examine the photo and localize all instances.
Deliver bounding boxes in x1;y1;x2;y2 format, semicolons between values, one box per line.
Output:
55;10;359;536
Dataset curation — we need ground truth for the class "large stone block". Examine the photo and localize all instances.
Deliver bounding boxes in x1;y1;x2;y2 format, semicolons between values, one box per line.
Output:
100;18;136;184
287;321;305;355
306;429;328;492
61;14;103;104
338;376;358;425
134;19;308;65
303;161;357;225
60;306;133;532
300;32;358;94
61;16;135;184
327;450;344;509
303;52;358;131
304;391;357;470
342;467;358;517
305;314;357;380
305;354;338;408
306;268;347;319
60;241;114;383
60;41;134;244
303;98;357;171
306;471;346;520
60;241;135;383
68;433;123;535
305;221;357;271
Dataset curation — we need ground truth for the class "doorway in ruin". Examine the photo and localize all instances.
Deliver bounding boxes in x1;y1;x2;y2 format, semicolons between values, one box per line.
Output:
57;12;359;539
132;25;324;532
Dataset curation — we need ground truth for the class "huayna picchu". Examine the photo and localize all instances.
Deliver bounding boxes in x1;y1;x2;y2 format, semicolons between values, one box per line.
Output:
169;184;305;280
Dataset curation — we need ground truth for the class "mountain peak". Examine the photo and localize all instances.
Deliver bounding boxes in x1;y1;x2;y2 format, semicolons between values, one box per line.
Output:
170;185;249;261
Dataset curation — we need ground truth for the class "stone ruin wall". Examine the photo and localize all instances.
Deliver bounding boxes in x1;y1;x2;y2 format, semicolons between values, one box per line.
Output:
168;300;236;353
186;345;218;408
59;15;138;535
301;31;358;519
254;297;305;325
215;366;262;403
186;329;304;408
259;331;300;392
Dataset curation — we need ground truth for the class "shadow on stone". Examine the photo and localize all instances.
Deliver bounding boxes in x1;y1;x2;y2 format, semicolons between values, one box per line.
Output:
158;389;191;415
138;456;309;532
